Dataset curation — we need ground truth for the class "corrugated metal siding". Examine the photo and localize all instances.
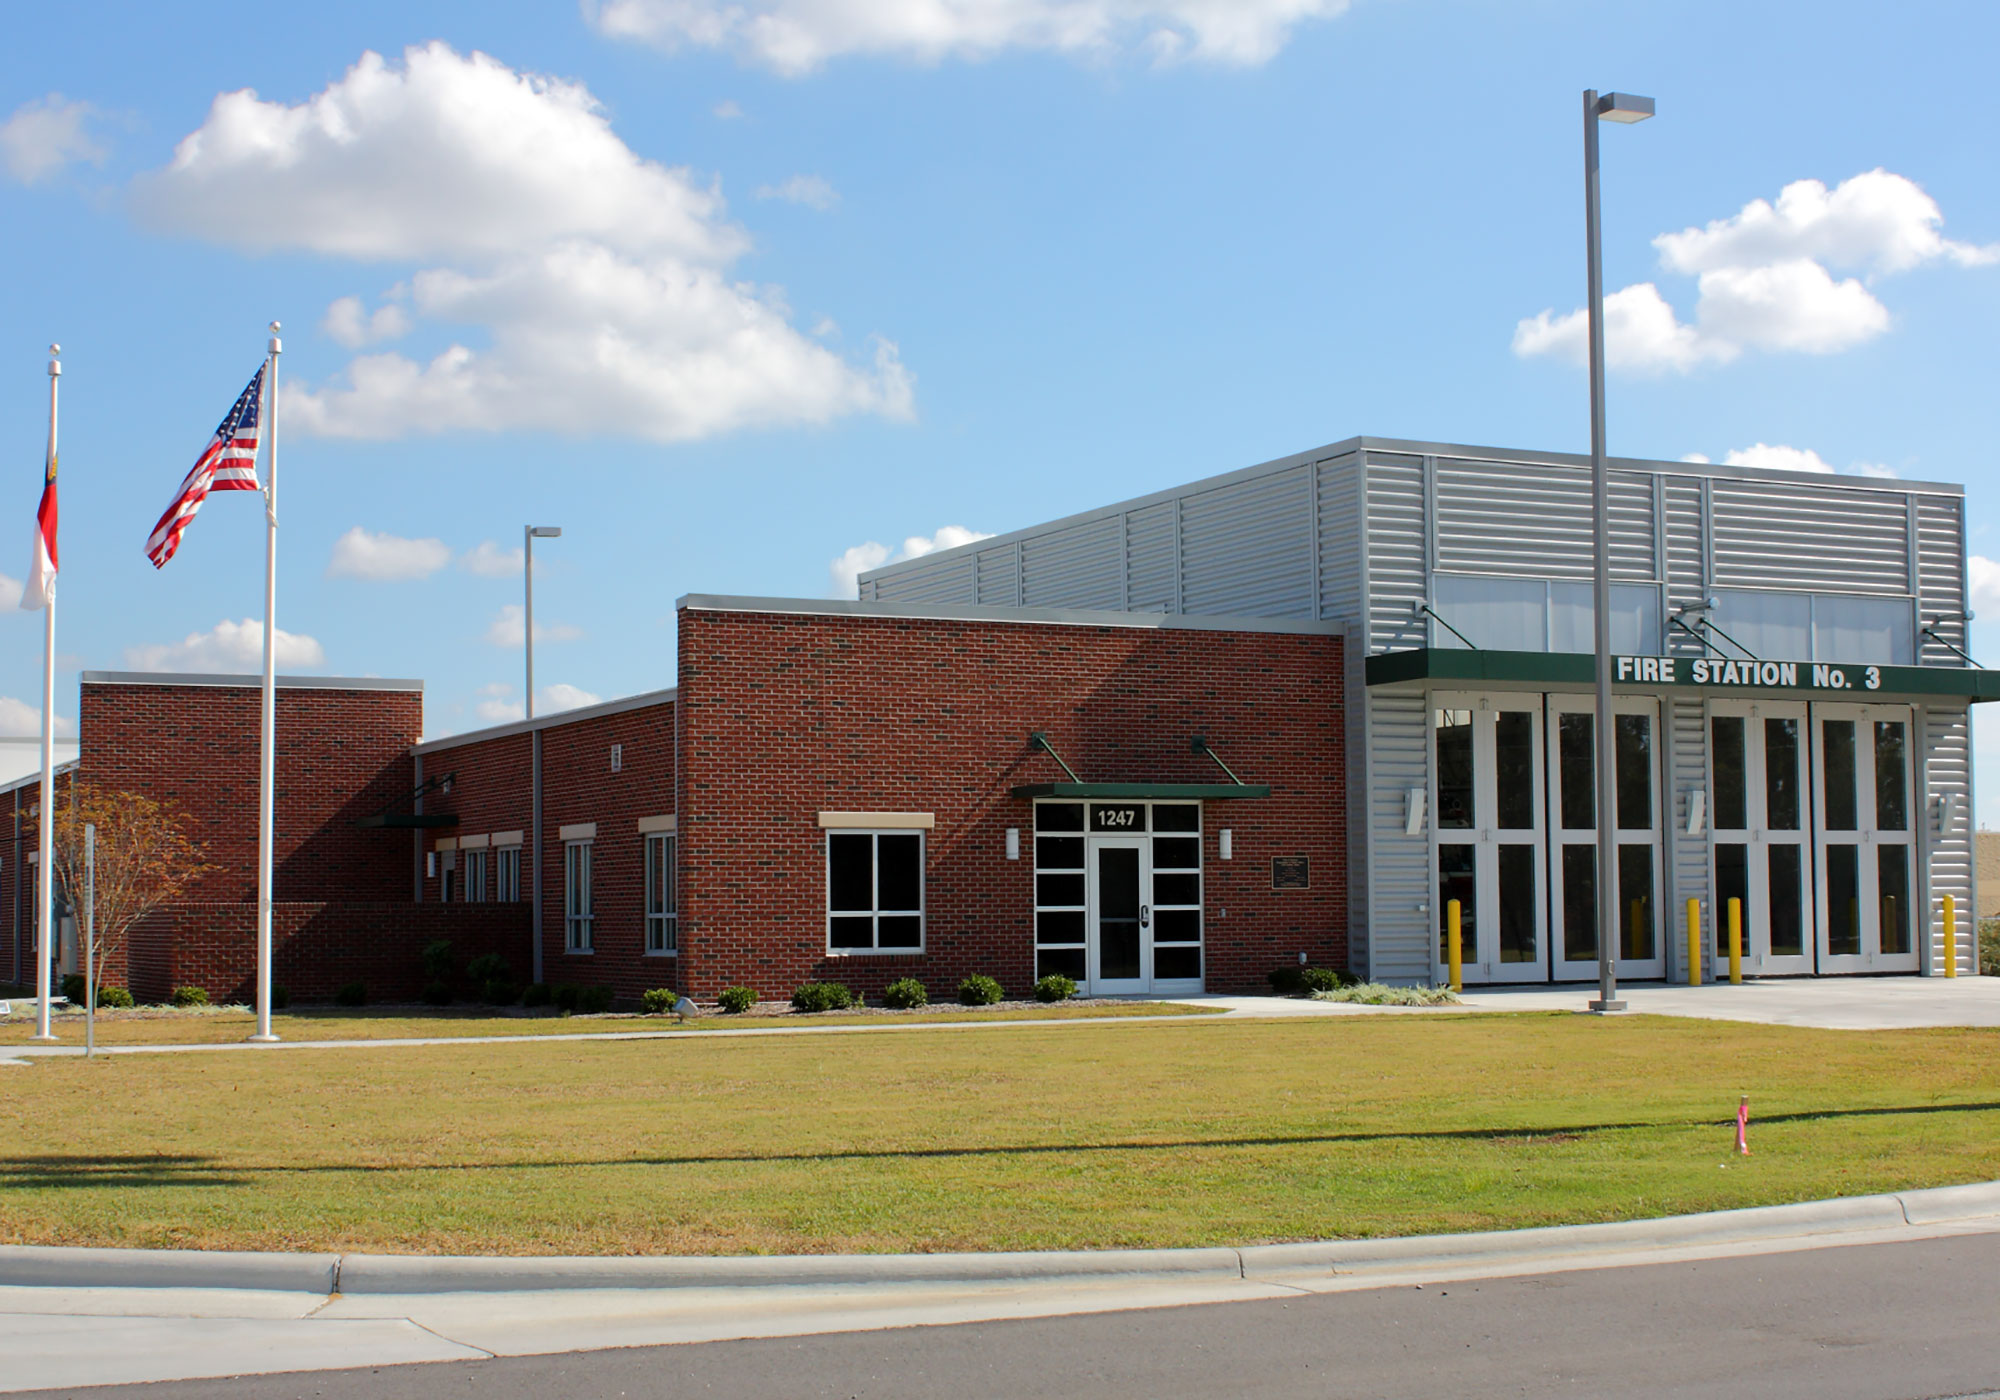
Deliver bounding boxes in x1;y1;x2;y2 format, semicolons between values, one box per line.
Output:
1318;454;1364;624
1710;480;1911;595
1366;691;1432;983
1916;495;1969;665
1367;454;1429;654
1177;466;1314;619
1020;516;1124;611
1663;477;1707;656
1923;706;1975;975
1345;622;1370;975
1670;697;1710;980
976;544;1020;606
1431;461;1655;583
868;553;975;605
1124;502;1176;613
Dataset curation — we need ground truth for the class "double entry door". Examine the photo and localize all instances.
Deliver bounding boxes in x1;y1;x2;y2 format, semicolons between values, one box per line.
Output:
1546;695;1666;980
1814;704;1918;972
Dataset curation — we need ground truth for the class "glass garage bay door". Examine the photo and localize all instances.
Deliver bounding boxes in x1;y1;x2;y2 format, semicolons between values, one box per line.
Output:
1432;695;1546;984
1707;701;1812;976
1546;696;1665;982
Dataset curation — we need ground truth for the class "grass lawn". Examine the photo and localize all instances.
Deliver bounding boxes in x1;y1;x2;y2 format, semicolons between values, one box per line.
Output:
0;1000;1212;1047
0;1012;1995;1257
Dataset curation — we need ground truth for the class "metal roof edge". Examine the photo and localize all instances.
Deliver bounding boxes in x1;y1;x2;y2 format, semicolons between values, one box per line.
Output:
413;686;679;756
0;756;80;799
675;594;1347;636
80;671;425;692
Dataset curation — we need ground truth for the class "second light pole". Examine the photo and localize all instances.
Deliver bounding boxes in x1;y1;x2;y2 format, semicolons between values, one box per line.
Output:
524;524;562;719
1583;88;1653;1014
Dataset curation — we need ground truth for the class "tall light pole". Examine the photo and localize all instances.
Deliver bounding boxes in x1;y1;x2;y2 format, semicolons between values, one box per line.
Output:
524;525;561;719
1584;89;1653;1014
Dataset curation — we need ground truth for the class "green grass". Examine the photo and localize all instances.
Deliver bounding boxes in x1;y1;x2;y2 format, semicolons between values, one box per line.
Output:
0;1013;1994;1257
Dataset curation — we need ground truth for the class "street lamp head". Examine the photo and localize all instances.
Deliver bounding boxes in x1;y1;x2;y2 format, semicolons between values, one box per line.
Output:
1595;92;1655;123
529;526;562;539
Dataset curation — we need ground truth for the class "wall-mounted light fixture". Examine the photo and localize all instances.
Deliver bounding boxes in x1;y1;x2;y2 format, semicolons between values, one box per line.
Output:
1005;828;1021;861
1219;829;1233;860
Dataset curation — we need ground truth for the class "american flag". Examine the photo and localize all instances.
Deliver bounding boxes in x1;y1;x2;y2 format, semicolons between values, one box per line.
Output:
145;364;266;568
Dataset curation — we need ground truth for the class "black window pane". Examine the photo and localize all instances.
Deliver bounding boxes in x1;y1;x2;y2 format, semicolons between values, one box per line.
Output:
1562;845;1597;963
1878;846;1911;955
1099;847;1140;919
876;834;923;912
1037;947;1086;979
1153;872;1200;907
1436;710;1475;829
1496;844;1537;964
1438;843;1477;962
1615;714;1652;831
877;915;922;949
1153;908;1201;943
1153;945;1202;980
1712;718;1747;831
1617;844;1654;960
1768;844;1804;957
1875;722;1908;832
1765;718;1801;831
1037;910;1085;944
1714;843;1748;957
1036;803;1084;832
828;834;874;912
1822;720;1857;832
1495;712;1535;830
1559;713;1594;830
1152;837;1201;870
1037;873;1085;907
1036;836;1084;870
1827;843;1859;956
1153;804;1199;832
829;915;875;949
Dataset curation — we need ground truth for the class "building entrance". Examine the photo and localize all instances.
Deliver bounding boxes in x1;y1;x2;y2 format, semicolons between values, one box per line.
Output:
1813;704;1918;973
1034;800;1205;995
1707;700;1813;975
1431;694;1546;984
1546;695;1665;981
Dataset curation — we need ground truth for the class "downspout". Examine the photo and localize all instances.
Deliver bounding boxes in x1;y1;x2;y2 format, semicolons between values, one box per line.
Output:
412;753;424;903
532;727;544;985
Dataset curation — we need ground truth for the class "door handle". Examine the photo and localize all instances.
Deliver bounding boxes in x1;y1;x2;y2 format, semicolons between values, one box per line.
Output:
1140;906;1150;928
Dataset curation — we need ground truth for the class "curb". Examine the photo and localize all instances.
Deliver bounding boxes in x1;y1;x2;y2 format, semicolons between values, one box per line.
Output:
1;1181;1994;1296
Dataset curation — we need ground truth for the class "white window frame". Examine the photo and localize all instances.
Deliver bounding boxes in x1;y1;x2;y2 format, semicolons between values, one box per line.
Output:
464;848;488;903
495;845;521;903
824;829;925;955
564;840;594;953
645;832;677;955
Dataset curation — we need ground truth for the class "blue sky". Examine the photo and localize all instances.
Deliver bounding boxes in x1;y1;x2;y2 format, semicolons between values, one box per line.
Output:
2;1;1997;809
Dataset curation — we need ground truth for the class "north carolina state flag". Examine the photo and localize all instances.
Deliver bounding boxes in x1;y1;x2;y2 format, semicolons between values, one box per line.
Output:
20;446;55;611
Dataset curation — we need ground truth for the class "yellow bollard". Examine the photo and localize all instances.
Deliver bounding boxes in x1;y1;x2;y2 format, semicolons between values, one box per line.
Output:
1728;897;1743;985
1944;894;1957;978
1686;898;1701;987
1447;899;1463;992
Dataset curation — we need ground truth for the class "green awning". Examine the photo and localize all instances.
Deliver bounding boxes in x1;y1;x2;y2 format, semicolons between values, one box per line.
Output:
1364;648;1999;702
1009;782;1271;800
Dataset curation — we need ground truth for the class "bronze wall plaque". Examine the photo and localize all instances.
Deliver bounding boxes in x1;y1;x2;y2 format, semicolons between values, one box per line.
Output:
1272;855;1309;890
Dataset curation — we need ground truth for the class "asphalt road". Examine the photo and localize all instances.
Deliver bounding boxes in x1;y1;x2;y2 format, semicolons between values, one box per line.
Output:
24;1233;2000;1400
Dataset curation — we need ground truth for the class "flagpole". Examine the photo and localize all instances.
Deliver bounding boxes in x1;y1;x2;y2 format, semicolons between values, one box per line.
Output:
249;323;280;1045
30;346;59;1044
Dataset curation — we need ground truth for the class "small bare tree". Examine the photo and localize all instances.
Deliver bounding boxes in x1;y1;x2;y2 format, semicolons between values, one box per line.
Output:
49;782;215;994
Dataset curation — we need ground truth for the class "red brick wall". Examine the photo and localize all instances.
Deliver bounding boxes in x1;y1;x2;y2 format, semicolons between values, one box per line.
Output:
675;608;1345;1000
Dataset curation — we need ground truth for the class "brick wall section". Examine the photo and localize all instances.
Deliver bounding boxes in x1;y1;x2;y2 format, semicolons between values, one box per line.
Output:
675;607;1345;1000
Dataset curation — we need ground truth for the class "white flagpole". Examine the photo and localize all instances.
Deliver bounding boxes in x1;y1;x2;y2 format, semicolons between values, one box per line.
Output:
249;323;281;1044
30;345;59;1043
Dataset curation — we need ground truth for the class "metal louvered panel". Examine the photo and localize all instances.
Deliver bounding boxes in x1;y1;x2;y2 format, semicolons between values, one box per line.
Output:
1923;707;1975;975
1177;465;1315;619
1019;515;1124;610
1663;478;1707;658
1916;495;1969;665
1432;461;1655;582
1668;696;1710;980
1124;502;1175;612
1366;690;1432;982
869;553;973;604
1317;453;1364;624
976;545;1020;606
1345;622;1370;974
1368;454;1428;654
1710;480;1910;595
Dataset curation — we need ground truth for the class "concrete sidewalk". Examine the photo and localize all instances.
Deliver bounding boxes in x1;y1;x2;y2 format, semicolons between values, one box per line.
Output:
0;1183;1993;1393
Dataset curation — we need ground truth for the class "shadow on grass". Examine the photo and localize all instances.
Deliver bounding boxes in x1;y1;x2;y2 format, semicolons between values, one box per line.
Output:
5;1101;1996;1184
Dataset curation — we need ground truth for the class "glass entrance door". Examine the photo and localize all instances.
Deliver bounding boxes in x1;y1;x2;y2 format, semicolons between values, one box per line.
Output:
1813;704;1918;973
1088;836;1150;995
1707;700;1812;975
1432;693;1546;983
1547;696;1666;981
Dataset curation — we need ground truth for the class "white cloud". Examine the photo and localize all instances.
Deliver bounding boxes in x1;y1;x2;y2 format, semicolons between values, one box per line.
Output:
322;295;412;349
829;524;993;598
142;44;911;444
1683;443;1897;480
1970;556;2000;614
1515;169;1994;374
540;682;601;713
712;99;744;119
326;525;451;580
471;681;599;723
756;174;838;210
460;540;526;577
587;0;1352;74
0;572;23;610
125;619;326;672
0;95;104;184
484;604;583;647
0;697;74;739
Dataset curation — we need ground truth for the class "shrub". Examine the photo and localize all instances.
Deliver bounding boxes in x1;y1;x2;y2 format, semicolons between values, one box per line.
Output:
957;974;1004;1006
60;973;85;1004
576;985;614;1014
1267;966;1306;995
94;985;136;1009
334;981;367;1008
791;981;856;1013
421;980;453;1006
1981;918;2000;978
1311;981;1460;1007
465;953;510;985
716;985;755;1014
420;939;456;982
270;984;291;1010
171;985;210;1008
641;987;678;1014
552;983;582;1012
521;982;552;1008
481;979;520;1007
881;977;928;1010
1033;973;1076;1003
1299;966;1350;994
